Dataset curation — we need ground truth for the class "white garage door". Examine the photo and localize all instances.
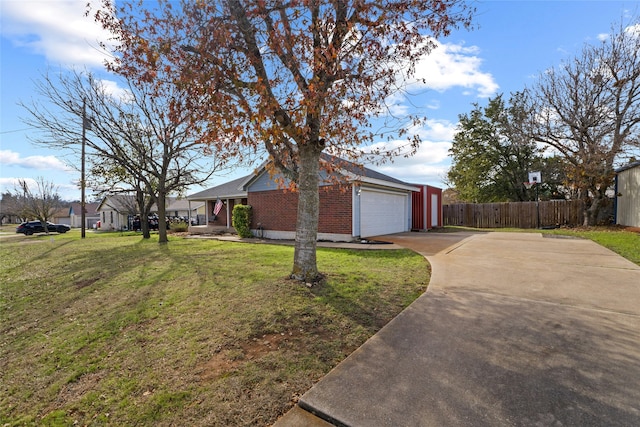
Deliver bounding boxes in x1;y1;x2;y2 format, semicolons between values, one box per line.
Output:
360;189;408;237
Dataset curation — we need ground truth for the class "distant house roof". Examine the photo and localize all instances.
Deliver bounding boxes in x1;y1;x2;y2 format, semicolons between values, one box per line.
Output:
51;207;69;218
70;202;100;216
165;198;205;211
187;175;251;201
96;195;138;214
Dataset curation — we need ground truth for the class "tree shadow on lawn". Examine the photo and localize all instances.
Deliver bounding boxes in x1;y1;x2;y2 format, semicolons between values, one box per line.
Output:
309;248;430;332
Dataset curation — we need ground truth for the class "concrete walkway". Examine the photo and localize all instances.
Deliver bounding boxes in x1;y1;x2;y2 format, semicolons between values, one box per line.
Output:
274;231;640;426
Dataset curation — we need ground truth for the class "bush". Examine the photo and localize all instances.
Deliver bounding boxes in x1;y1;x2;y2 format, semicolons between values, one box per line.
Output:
232;205;253;238
168;221;189;233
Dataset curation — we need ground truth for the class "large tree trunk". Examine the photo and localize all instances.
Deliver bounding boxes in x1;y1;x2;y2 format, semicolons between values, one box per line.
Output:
157;190;168;244
136;190;151;239
291;146;321;283
582;192;605;227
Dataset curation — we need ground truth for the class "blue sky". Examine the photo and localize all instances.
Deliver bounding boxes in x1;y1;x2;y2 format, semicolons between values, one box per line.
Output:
1;0;637;201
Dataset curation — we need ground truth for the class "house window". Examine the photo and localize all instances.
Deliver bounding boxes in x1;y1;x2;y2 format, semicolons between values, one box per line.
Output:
103;212;106;222
110;211;113;223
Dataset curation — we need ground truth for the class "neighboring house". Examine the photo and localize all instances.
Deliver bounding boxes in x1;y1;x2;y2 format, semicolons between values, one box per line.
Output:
188;155;443;241
615;161;640;228
96;195;206;230
51;207;71;225
96;195;138;231
68;202;100;229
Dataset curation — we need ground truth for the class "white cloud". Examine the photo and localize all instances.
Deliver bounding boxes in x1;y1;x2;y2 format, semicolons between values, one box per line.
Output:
425;99;440;110
0;150;75;172
0;177;37;193
363;119;458;186
411;41;499;98
1;0;114;68
417;118;457;141
625;23;640;38
377;162;450;186
98;79;132;102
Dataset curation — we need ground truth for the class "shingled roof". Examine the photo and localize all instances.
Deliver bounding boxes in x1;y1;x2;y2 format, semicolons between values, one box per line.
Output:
320;153;410;186
188;154;415;200
187;175;250;200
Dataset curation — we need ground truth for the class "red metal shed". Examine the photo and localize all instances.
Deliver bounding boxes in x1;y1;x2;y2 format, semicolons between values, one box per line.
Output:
411;185;443;231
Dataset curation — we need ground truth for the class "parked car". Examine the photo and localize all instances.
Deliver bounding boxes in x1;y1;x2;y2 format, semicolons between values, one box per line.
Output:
16;221;71;235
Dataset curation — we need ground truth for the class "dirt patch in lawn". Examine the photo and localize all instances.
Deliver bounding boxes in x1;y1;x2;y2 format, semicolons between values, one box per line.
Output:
74;277;101;289
197;330;306;381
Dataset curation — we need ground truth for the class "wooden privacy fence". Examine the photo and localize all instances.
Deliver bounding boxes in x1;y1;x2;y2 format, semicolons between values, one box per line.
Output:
443;200;584;229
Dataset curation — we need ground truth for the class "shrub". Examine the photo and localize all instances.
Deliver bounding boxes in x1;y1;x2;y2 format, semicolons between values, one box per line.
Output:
168;221;189;233
232;205;253;238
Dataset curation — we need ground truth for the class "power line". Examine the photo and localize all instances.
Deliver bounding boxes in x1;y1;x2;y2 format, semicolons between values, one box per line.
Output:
0;128;32;135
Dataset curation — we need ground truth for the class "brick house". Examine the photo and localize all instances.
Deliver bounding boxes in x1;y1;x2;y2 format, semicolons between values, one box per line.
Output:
188;156;442;241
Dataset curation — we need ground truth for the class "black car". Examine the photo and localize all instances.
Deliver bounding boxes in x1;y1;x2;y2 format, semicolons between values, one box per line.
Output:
16;221;71;235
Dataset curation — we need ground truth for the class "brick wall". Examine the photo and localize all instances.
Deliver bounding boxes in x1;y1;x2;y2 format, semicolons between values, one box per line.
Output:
207;199;249;226
318;185;353;234
207;200;229;226
248;185;353;234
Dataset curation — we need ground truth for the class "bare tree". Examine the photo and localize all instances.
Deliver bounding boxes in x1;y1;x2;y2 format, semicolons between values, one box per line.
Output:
13;177;63;233
527;19;640;225
90;159;156;238
21;69;235;243
0;192;27;224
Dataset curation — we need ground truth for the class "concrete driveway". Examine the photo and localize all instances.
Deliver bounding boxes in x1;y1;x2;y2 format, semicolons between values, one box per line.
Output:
275;231;640;426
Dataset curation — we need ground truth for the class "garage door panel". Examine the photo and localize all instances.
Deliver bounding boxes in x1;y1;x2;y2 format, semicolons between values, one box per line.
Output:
360;190;407;237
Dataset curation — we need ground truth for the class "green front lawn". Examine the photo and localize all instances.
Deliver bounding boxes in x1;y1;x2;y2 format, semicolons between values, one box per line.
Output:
0;232;428;426
541;227;640;265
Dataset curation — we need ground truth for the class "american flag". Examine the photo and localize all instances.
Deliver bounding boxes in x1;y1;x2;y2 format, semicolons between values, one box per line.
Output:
213;199;223;216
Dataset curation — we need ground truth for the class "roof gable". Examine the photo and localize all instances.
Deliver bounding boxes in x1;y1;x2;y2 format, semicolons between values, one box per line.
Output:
97;195;138;213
